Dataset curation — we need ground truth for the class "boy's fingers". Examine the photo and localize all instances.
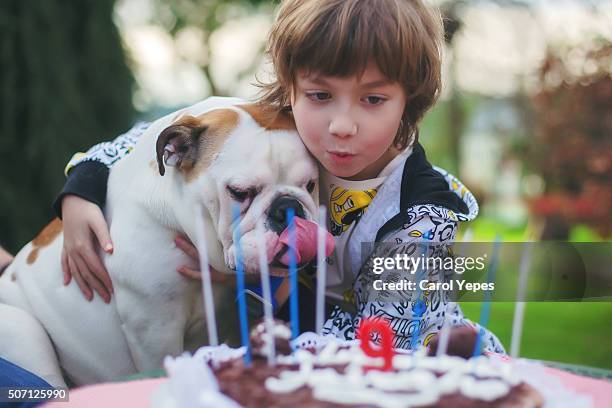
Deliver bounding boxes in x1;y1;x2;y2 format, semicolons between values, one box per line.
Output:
91;217;114;254
177;266;202;281
68;256;93;301
175;236;199;261
61;250;71;285
81;248;114;295
73;254;110;304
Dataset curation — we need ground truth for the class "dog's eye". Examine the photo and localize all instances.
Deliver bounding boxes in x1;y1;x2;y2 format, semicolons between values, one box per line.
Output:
227;186;249;202
306;180;316;193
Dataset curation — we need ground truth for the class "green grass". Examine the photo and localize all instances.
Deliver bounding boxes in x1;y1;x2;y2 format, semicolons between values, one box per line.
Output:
460;302;612;369
456;218;611;369
460;217;530;242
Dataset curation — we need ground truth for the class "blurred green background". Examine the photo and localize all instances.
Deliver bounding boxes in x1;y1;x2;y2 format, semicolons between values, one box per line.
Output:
462;302;612;370
0;0;610;369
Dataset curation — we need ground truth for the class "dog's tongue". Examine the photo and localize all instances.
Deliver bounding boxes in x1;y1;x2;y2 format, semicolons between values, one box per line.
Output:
274;218;334;265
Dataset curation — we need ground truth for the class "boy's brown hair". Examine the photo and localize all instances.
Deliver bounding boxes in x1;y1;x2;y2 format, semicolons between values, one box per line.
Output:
258;0;444;149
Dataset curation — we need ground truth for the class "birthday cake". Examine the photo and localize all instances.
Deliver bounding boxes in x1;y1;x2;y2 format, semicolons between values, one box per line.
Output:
152;321;544;408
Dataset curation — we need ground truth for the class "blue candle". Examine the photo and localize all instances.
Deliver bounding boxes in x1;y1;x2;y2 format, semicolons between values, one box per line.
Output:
410;243;428;351
232;204;251;365
472;237;501;357
287;208;299;340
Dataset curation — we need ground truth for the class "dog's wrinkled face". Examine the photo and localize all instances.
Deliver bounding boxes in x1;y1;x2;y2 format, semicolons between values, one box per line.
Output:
155;104;324;274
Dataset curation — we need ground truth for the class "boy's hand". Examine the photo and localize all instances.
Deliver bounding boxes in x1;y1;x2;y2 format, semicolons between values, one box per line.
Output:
61;195;114;303
426;326;478;359
175;235;280;285
174;235;235;285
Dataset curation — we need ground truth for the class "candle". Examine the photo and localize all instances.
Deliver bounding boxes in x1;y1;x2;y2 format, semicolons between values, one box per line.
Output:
452;229;471;357
435;307;452;357
232;204;251;365
193;205;218;346
255;219;275;365
358;318;395;371
461;227;474;243
287;208;299;340
315;206;327;334
510;242;532;358
472;237;501;357
410;243;428;351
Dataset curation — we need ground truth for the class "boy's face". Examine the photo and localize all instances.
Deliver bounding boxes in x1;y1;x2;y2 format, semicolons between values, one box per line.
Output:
291;62;406;180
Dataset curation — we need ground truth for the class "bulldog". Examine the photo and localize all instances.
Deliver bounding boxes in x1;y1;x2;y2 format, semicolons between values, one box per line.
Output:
0;97;332;387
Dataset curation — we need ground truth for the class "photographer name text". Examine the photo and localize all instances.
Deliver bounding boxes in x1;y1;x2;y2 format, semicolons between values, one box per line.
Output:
372;279;495;292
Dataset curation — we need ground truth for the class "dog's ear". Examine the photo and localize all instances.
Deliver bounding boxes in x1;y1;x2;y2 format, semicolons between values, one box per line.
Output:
155;122;208;176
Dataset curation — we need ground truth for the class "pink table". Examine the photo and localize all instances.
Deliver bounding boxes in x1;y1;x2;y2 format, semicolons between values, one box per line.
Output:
43;366;611;408
44;378;165;408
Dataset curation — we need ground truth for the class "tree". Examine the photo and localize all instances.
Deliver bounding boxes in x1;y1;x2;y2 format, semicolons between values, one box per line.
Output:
0;0;135;252
149;0;274;96
528;42;612;239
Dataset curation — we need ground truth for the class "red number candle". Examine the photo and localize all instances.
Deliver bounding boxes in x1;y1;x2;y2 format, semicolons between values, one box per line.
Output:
358;318;395;371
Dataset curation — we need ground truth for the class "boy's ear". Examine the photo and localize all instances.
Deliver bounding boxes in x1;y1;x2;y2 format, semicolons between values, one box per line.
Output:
155;122;208;176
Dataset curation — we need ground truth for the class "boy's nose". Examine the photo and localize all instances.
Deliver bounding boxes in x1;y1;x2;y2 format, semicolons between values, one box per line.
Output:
329;117;357;138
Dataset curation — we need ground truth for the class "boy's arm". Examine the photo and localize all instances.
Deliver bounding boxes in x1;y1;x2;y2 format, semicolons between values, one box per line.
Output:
63;121;150;175
360;214;506;354
324;214;457;341
53;121;150;303
53;162;109;219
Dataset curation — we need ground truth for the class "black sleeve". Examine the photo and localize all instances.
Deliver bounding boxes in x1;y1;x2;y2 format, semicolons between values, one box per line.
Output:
52;161;110;219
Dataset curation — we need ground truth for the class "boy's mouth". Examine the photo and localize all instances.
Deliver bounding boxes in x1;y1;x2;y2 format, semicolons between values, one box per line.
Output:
328;150;355;164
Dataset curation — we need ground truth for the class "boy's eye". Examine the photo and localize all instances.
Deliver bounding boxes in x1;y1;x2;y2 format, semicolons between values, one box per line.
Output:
307;92;331;101
364;96;385;105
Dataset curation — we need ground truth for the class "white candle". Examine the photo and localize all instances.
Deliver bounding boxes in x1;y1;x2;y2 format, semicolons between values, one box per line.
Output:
436;306;452;357
510;242;532;358
193;205;218;347
436;231;469;356
457;228;473;261
461;228;473;243
256;220;275;365
315;206;328;335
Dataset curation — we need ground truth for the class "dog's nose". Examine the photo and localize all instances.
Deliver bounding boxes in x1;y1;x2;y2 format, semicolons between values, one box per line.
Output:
267;196;306;234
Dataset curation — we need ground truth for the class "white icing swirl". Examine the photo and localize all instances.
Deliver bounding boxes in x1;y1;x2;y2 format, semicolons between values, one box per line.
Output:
193;344;245;368
162;353;242;408
459;377;511;401
366;369;437;391
264;341;519;408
